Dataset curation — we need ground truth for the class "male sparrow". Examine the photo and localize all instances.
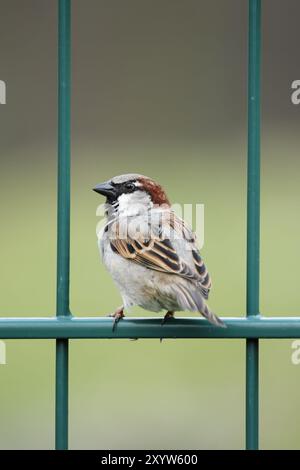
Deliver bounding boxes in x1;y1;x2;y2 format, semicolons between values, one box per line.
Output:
93;174;224;330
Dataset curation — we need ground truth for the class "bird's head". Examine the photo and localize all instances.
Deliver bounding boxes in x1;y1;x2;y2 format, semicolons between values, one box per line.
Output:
93;173;170;215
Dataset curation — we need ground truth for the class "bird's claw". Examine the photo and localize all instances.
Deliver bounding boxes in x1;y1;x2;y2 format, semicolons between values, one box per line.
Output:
160;311;175;342
161;311;175;326
107;307;124;332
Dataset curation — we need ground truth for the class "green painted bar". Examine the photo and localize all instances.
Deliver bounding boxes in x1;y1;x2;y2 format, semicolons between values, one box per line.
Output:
1;316;300;339
56;339;69;449
56;2;71;317
56;0;71;451
246;0;261;451
246;339;259;449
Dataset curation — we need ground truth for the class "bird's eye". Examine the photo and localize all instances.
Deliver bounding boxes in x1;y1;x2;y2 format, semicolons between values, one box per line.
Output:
124;182;135;191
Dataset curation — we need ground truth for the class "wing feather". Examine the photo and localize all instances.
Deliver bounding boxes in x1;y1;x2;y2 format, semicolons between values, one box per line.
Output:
109;211;211;298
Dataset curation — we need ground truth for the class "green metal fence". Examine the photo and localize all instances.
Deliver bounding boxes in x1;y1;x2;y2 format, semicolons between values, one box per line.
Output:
0;0;298;451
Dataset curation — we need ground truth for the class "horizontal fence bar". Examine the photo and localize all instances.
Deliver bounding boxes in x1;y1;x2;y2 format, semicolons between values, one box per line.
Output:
0;316;300;339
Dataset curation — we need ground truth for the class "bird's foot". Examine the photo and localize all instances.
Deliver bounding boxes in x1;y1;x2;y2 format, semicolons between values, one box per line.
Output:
107;306;125;332
160;311;175;342
161;311;175;326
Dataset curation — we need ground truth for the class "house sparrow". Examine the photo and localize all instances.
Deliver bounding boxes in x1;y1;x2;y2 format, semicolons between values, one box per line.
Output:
93;173;225;330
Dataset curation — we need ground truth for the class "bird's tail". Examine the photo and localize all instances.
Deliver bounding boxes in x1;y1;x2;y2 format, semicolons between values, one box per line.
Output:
175;284;226;328
201;304;226;328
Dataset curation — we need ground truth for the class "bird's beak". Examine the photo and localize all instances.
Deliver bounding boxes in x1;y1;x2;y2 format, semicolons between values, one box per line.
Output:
93;181;116;198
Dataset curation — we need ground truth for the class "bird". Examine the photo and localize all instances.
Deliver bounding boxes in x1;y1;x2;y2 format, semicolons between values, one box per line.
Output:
93;173;225;330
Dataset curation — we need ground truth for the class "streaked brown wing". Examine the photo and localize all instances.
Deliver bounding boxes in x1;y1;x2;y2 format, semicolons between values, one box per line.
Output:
110;213;211;298
110;237;194;277
190;248;211;299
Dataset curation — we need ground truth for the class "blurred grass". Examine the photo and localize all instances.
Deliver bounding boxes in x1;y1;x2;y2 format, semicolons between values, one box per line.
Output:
0;133;300;449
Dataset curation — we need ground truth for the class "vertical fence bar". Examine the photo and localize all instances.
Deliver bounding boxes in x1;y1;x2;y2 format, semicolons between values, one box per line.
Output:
56;0;71;450
246;0;261;451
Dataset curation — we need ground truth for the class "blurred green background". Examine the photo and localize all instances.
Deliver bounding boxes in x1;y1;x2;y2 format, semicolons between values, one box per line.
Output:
0;0;300;449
